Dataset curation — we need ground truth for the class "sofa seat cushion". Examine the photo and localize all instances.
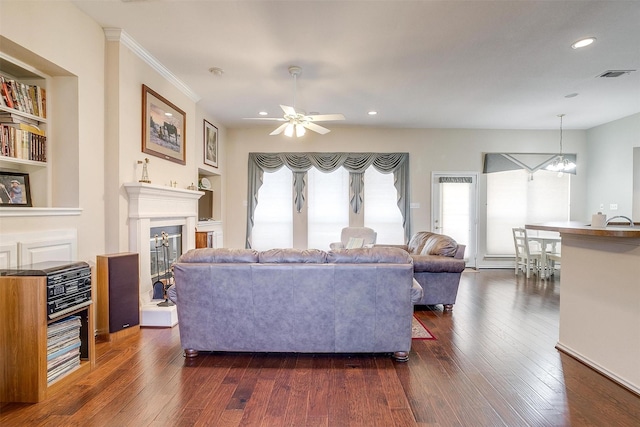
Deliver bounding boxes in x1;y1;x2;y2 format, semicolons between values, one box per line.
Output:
179;248;259;263
259;248;327;263
327;247;412;264
411;254;465;273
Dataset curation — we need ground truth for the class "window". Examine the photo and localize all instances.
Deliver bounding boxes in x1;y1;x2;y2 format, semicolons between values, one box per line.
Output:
486;169;570;255
251;167;293;250
307;167;350;249
364;168;404;244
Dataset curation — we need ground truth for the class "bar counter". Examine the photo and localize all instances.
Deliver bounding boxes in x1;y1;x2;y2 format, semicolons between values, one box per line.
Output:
526;221;640;395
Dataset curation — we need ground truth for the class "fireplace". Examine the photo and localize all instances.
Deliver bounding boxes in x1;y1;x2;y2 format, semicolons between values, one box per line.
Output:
124;182;203;326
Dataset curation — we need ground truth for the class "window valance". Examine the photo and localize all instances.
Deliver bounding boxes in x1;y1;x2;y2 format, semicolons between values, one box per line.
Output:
246;152;411;248
483;153;577;175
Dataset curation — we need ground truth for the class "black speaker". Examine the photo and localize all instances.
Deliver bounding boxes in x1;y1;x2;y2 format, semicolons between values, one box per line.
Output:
97;253;140;339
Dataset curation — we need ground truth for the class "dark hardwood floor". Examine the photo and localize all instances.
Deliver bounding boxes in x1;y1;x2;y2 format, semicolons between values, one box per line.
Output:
2;269;639;426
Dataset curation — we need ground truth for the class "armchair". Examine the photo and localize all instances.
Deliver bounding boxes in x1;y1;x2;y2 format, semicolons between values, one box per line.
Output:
329;227;377;250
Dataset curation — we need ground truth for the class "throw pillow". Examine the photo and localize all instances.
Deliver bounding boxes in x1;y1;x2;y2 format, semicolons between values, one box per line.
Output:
345;237;365;249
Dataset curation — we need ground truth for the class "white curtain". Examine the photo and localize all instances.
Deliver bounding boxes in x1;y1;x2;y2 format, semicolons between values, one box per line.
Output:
251;167;293;250
487;169;570;255
307;167;350;249
364;168;404;244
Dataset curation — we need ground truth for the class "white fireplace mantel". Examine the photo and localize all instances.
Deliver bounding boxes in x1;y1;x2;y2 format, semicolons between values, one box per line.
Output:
124;182;204;326
124;182;204;219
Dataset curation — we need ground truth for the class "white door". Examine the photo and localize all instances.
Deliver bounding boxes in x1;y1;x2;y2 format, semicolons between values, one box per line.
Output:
431;173;477;267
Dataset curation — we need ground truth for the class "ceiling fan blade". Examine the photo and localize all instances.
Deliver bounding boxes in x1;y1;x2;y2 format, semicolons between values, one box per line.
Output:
280;105;297;116
302;122;331;135
306;113;345;122
243;117;286;121
270;122;289;135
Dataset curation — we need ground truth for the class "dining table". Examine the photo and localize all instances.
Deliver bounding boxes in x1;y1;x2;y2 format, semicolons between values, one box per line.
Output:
526;231;561;279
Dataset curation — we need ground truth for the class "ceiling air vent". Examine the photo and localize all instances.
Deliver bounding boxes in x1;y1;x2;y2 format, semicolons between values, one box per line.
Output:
597;70;635;78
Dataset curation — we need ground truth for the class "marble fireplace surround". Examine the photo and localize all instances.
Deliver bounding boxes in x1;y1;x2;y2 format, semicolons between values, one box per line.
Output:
124;182;203;326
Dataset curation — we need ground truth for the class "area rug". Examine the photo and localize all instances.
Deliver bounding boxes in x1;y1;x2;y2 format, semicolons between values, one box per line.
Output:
412;315;436;340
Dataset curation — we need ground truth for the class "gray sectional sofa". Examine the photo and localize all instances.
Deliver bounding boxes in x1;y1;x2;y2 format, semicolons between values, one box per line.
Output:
379;232;466;311
168;247;423;361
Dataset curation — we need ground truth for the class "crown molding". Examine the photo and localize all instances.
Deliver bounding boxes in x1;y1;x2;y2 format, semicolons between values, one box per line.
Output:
104;28;200;103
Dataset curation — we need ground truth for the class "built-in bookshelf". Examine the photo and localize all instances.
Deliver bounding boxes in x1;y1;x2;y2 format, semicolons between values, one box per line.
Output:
0;52;49;207
0;55;48;162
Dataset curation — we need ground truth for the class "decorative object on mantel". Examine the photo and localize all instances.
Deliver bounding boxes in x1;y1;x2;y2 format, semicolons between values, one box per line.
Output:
137;158;151;183
187;183;197;191
243;66;345;137
141;84;186;165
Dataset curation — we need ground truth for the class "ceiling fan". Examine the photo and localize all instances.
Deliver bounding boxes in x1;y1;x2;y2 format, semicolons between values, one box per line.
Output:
245;66;345;137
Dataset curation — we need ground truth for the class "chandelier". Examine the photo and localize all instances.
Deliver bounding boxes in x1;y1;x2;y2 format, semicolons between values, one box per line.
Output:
546;114;576;172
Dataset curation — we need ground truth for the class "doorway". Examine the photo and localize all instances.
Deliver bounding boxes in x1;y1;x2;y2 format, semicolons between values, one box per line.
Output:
431;172;477;267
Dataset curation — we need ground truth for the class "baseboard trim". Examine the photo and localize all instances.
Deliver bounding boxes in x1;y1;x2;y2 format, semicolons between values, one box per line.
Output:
556;341;640;397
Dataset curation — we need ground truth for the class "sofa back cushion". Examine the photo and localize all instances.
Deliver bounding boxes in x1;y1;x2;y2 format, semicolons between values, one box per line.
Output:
178;248;259;263
258;248;328;263
327;247;412;264
407;231;436;254
420;234;458;257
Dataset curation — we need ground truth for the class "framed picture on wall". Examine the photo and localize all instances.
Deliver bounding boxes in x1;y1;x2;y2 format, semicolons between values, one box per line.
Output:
142;84;186;165
0;171;32;206
204;119;218;168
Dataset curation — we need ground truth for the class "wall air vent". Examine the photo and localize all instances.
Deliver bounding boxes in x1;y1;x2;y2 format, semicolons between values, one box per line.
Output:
597;70;636;78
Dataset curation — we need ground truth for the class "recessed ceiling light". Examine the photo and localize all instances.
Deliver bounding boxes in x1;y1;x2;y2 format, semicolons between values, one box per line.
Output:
259;111;268;116
368;111;378;116
571;37;596;49
564;93;579;98
208;67;224;76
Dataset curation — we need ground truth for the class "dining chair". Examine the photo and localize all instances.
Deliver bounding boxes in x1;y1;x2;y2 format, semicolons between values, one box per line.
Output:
545;249;561;277
512;227;542;278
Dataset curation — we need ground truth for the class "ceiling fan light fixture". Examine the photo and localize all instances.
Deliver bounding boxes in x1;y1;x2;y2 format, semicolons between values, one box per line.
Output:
284;123;295;137
295;124;306;137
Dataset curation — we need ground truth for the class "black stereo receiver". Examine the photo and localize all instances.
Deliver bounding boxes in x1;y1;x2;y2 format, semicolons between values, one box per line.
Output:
0;261;92;320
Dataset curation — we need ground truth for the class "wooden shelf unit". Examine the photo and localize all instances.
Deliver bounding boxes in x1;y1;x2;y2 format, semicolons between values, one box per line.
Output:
0;275;95;403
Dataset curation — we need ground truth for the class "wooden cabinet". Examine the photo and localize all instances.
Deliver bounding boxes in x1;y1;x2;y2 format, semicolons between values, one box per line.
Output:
0;274;95;403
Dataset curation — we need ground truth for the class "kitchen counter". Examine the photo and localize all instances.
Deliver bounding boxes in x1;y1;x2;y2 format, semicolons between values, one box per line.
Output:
527;221;640;238
525;221;640;395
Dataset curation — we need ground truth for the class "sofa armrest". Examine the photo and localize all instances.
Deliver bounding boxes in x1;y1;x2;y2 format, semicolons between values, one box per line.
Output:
454;244;466;260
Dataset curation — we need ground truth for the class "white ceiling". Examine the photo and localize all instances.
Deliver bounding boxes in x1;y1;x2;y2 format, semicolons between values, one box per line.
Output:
72;0;640;130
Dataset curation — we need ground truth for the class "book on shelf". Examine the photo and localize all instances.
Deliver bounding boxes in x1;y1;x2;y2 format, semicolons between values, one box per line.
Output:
0;75;46;119
0;111;40;126
0;121;47;162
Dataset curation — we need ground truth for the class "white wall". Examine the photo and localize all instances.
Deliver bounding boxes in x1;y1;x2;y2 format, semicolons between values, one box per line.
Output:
586;113;640;221
225;125;588;266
